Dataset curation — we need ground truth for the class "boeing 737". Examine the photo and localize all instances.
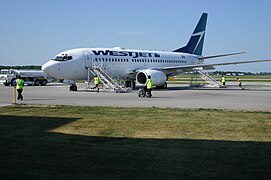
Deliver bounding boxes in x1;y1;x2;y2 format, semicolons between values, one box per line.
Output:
42;13;271;91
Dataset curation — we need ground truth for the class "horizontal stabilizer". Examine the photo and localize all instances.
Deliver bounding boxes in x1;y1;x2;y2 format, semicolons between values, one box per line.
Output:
199;52;246;60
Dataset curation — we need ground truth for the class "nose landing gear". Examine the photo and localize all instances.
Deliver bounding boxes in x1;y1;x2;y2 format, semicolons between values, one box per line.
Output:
69;84;77;91
63;79;77;91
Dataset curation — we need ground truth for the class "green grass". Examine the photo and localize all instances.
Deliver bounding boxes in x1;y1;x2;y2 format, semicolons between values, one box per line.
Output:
0;105;271;179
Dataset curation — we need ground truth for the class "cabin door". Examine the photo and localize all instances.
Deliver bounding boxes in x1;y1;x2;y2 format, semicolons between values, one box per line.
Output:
82;51;92;68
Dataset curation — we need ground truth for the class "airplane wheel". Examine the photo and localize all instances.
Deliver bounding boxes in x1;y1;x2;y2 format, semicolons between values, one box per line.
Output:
70;84;77;91
163;82;167;89
132;81;136;90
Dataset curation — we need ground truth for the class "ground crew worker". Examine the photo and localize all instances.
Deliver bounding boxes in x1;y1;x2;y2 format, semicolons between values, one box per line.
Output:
221;75;226;87
93;75;100;92
237;78;245;90
145;75;153;97
16;75;24;101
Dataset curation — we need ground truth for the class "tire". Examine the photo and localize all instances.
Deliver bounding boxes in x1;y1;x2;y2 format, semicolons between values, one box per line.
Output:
163;82;167;89
70;85;77;91
11;79;16;86
131;81;136;90
138;89;145;98
34;80;39;86
125;81;131;88
40;80;47;86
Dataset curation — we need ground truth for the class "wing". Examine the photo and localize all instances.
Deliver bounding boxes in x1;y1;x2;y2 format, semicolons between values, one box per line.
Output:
151;59;271;73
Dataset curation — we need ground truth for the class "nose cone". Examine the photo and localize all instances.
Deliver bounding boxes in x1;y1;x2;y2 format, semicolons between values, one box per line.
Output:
42;60;60;78
42;60;54;74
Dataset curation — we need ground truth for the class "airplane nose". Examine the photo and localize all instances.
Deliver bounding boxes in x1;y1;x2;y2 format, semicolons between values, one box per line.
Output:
42;61;52;73
42;60;59;77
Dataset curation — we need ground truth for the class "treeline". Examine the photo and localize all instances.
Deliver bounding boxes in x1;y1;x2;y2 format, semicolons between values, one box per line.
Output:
212;71;271;75
0;65;42;70
188;71;271;75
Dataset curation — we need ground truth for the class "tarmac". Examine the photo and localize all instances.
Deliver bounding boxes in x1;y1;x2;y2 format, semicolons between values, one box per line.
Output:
1;82;271;111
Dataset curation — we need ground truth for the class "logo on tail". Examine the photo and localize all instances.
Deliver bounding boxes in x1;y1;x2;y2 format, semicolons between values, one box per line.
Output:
173;13;208;56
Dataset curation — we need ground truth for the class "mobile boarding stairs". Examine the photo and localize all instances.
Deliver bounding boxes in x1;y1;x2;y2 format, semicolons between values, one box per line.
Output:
191;68;224;88
85;62;131;93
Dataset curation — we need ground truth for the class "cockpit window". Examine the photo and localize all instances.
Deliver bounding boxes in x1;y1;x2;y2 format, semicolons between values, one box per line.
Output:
53;54;73;61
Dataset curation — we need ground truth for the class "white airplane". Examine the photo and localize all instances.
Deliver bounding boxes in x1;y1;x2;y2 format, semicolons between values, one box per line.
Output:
42;13;271;91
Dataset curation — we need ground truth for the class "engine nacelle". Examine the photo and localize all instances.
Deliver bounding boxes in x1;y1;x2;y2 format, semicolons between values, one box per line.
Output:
136;70;167;86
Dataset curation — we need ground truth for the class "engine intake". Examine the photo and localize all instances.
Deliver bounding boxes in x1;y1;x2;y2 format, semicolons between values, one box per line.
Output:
136;70;167;86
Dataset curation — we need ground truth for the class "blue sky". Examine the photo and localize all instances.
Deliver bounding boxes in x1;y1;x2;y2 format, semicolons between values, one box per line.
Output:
1;0;271;72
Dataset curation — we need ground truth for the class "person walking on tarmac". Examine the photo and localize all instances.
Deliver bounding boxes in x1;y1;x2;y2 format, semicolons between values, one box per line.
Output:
145;75;153;97
16;75;24;101
93;75;100;93
237;78;245;90
221;75;226;88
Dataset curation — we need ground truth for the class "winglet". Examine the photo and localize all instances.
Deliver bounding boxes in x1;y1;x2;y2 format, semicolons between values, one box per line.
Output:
173;13;208;56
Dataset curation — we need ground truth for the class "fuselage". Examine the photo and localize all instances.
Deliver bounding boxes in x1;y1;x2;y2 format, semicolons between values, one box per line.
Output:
42;47;200;81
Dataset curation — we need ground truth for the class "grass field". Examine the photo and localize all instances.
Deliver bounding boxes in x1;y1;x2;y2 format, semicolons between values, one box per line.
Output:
0;105;270;179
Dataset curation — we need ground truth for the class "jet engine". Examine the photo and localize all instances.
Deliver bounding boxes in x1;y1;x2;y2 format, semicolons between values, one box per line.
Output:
136;69;167;88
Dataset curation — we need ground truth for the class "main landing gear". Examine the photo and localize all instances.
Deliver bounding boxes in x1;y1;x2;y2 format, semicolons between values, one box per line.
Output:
125;80;136;90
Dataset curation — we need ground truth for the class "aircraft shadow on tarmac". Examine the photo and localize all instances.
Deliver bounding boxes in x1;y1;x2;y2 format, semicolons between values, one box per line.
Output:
0;115;270;179
74;84;270;92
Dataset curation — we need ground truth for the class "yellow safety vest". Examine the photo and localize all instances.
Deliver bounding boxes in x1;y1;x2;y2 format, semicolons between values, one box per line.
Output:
94;77;100;85
221;77;226;83
146;79;153;89
16;79;24;89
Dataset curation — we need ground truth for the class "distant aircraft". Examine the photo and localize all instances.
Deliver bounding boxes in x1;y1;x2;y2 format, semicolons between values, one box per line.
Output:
42;13;271;91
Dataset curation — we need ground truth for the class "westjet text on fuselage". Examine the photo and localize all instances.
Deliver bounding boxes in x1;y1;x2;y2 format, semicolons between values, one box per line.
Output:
92;50;161;58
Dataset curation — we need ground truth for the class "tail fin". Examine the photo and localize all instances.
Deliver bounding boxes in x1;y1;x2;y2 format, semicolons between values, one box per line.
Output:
173;13;208;56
